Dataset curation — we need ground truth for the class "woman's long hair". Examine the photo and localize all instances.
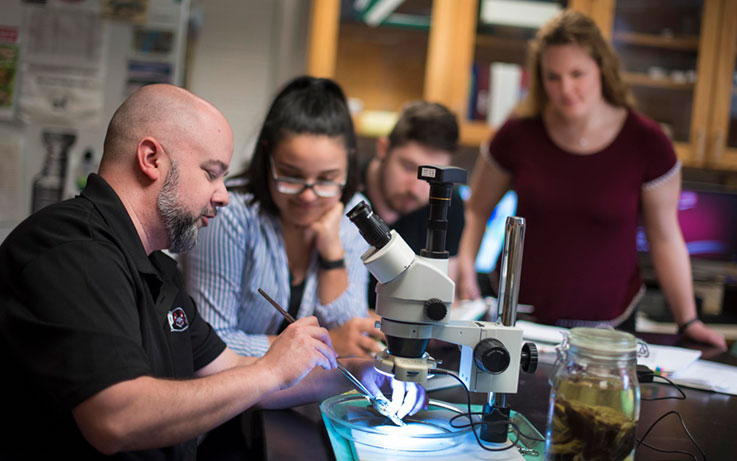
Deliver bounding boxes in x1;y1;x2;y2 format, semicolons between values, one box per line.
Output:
517;9;635;118
233;76;359;215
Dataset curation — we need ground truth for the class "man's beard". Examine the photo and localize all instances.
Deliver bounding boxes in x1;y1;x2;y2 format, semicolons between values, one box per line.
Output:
157;160;201;254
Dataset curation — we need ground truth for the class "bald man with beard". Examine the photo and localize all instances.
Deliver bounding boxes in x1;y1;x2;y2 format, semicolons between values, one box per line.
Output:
0;84;425;460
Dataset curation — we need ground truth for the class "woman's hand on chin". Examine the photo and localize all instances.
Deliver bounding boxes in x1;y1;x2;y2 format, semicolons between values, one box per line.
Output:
311;202;345;259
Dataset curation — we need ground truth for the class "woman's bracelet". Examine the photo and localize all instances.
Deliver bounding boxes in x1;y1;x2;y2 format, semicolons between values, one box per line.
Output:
677;317;700;335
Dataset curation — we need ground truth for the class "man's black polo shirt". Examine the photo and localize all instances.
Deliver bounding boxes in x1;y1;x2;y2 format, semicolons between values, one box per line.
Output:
0;174;226;460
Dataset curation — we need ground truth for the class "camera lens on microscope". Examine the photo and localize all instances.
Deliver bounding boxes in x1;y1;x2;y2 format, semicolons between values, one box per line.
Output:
347;201;392;249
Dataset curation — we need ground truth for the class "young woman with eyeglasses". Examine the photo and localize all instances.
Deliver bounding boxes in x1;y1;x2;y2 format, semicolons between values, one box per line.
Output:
184;76;384;359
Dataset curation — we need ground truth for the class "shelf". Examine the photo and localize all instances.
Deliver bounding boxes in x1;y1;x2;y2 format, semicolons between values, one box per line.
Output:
613;31;700;51
335;21;428;113
709;146;737;170
623;72;694;90
674;142;696;166
354;110;397;138
357;119;494;147
473;34;528;65
474;34;529;50
460;121;494;147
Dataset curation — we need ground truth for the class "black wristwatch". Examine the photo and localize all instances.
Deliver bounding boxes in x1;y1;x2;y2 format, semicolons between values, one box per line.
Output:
319;256;345;270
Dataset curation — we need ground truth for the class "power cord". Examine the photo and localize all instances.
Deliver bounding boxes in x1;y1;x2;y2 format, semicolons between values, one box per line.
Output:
637;411;706;461
430;368;544;453
636;367;706;460
638;367;686;401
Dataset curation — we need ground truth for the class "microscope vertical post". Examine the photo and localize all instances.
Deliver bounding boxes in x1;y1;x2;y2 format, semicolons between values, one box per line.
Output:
483;216;526;443
498;217;526;327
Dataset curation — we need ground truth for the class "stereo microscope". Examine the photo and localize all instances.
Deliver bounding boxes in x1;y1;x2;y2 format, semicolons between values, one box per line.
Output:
347;165;537;443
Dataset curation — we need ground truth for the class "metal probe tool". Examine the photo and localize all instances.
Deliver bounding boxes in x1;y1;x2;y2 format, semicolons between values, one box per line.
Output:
257;288;405;426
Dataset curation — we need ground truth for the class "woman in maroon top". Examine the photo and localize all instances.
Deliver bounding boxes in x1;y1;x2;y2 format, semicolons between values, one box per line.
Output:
456;10;725;349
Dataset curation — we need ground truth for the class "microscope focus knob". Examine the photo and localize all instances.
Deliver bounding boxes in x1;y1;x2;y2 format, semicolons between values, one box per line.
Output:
424;298;447;321
473;338;510;374
520;342;538;374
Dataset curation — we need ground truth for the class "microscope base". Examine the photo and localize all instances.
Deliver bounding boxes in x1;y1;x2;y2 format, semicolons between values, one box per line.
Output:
482;403;511;443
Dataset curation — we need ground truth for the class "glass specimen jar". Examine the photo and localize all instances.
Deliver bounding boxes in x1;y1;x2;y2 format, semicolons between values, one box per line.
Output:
545;327;641;461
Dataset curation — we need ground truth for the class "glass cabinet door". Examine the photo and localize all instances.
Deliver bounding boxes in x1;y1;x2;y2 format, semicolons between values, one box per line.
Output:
332;0;433;136
460;0;567;146
610;0;715;166
710;0;737;170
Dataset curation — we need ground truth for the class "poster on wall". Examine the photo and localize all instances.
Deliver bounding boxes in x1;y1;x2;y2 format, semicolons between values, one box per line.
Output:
0;136;22;223
102;0;149;24
147;0;180;28
126;26;175;95
133;27;174;55
125;59;171;95
0;26;20;121
123;0;184;96
17;3;107;127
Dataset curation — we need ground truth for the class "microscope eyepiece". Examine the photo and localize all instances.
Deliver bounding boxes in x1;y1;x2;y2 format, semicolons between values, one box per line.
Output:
347;201;392;249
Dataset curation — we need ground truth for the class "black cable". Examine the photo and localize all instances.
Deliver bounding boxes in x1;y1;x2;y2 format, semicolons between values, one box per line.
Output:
636;410;707;461
638;440;698;461
430;368;544;452
448;411;544;443
637;369;705;459
640;373;686;401
430;369;517;452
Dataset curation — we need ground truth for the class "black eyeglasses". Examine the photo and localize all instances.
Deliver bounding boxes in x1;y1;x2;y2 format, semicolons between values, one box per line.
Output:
270;158;346;198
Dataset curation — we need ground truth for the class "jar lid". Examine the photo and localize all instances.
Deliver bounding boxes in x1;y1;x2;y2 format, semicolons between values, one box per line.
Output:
569;327;637;355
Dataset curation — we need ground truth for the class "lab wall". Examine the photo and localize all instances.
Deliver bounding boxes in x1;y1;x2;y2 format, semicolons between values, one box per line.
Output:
187;0;310;176
0;0;190;241
0;0;309;242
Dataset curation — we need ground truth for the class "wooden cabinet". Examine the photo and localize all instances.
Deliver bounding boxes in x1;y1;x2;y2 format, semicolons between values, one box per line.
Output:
584;0;731;170
458;0;568;147
307;0;433;137
307;0;737;171
307;0;569;147
708;0;737;170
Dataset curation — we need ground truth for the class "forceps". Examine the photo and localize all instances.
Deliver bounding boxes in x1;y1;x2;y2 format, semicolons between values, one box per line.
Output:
257;288;405;426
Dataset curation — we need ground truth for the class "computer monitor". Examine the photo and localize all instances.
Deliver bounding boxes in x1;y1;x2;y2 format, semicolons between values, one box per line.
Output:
636;187;737;263
458;186;518;273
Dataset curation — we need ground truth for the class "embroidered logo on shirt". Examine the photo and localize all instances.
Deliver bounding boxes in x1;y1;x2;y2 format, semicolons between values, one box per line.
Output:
167;307;189;332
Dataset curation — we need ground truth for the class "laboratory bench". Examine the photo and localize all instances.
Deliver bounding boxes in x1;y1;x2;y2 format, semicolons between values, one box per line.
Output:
239;333;737;461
